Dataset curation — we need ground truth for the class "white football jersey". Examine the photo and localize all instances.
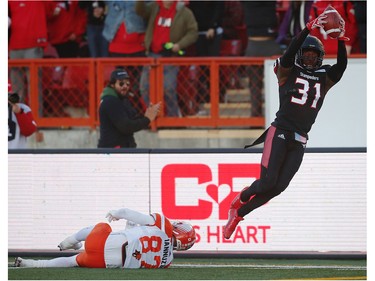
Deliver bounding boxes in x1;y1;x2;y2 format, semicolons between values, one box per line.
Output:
124;224;173;268
104;213;174;269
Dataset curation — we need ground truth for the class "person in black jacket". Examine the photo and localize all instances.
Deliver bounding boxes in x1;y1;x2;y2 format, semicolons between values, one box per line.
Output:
223;10;348;239
98;68;161;148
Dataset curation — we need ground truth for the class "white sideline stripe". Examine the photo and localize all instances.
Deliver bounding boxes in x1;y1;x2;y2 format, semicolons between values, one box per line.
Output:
172;264;366;270
8;262;366;271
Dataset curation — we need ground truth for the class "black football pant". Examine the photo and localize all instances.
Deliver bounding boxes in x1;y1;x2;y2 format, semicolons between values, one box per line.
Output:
238;126;305;217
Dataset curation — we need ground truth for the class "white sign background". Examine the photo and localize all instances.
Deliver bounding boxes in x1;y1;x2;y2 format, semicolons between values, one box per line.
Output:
8;151;366;253
264;58;367;148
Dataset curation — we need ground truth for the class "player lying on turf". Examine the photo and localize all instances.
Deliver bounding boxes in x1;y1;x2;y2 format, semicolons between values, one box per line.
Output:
14;208;196;268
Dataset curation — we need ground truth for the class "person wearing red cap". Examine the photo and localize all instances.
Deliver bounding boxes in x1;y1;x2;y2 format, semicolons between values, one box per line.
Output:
8;82;37;149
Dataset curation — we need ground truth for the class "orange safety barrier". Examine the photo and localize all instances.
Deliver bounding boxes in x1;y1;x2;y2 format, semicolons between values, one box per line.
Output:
8;55;366;130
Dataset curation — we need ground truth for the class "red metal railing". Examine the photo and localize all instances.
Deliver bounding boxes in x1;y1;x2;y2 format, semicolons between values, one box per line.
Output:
8;55;365;130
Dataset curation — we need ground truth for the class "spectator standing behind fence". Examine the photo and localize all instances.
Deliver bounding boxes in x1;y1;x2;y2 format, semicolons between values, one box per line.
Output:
188;1;225;104
98;68;161;148
8;82;38;149
135;0;198;117
103;0;148;114
46;1;87;58
352;1;366;54
8;1;50;102
222;1;245;42
78;1;109;58
103;0;146;58
308;0;358;54
276;0;313;51
242;1;282;117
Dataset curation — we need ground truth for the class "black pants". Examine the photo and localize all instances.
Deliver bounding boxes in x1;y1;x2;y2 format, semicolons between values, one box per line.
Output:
239;126;305;217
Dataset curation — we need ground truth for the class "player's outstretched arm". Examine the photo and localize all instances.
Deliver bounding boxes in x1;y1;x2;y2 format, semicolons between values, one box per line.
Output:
106;208;155;225
326;20;348;91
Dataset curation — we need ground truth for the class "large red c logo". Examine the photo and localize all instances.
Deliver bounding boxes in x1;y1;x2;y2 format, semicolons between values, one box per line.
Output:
161;164;212;219
161;163;260;220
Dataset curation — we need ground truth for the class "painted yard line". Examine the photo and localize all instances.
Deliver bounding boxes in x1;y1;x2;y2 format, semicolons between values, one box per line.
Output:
8;263;366;272
172;264;366;270
272;277;367;280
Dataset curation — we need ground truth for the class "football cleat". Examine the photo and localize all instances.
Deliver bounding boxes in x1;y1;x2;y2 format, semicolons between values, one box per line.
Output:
230;186;251;209
14;257;23;267
223;186;252;239
58;236;82;251
223;208;244;239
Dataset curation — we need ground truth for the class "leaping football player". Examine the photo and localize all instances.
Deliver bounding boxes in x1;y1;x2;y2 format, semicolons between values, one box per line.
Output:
223;8;349;239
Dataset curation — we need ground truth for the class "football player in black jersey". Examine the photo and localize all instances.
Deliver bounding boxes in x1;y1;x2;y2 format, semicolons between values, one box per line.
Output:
223;11;349;239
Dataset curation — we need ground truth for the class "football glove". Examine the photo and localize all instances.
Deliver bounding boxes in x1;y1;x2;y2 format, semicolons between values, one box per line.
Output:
306;14;327;31
106;210;120;222
338;17;350;41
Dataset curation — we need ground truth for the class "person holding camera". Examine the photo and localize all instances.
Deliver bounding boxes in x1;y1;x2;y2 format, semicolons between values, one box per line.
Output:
8;82;38;149
98;68;161;148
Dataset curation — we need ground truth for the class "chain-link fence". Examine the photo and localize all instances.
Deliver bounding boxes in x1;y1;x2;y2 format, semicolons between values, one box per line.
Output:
8;57;267;129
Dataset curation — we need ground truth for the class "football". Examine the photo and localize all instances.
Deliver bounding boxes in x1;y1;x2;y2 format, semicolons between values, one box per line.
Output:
322;5;343;38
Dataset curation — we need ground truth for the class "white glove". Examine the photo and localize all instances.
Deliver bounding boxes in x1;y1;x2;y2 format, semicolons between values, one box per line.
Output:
125;220;138;229
105;210;121;222
306;14;327;31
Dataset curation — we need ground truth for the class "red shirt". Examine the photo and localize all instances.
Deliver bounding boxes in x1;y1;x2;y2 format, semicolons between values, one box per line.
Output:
151;1;177;54
8;103;37;149
46;1;87;45
8;1;49;50
109;23;145;54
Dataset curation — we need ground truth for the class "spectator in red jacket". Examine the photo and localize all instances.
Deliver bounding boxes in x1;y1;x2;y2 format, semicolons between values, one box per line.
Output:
46;1;87;58
8;1;51;102
8;82;37;149
308;0;358;54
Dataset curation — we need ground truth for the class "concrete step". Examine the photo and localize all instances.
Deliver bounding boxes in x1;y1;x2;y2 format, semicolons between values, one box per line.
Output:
201;103;251;117
225;88;251;103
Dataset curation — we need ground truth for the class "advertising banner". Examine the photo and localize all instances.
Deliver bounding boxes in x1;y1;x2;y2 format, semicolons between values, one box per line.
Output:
8;151;366;253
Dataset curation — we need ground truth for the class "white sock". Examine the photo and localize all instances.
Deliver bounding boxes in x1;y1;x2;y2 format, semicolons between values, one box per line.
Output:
22;255;78;268
74;225;95;242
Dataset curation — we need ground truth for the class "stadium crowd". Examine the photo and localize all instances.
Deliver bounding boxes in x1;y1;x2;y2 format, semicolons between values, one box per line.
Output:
8;0;366;61
7;0;366;148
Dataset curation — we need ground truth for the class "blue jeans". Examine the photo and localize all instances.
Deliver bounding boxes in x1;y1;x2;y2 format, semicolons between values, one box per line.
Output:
140;52;180;117
86;24;109;58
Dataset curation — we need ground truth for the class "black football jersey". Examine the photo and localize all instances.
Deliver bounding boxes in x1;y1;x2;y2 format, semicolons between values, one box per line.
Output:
272;63;331;137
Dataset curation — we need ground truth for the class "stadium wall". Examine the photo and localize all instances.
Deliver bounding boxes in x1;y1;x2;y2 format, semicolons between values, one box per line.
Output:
8;148;366;255
265;58;367;148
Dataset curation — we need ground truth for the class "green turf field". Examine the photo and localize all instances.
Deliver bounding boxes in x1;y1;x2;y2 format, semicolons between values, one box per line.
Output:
8;257;366;280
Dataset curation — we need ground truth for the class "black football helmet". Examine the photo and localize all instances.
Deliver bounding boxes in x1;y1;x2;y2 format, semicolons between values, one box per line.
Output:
295;36;325;71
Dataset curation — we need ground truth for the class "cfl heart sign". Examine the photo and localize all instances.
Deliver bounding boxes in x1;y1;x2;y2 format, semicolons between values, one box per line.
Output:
149;152;366;252
160;163;260;220
160;163;270;246
8;151;366;252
